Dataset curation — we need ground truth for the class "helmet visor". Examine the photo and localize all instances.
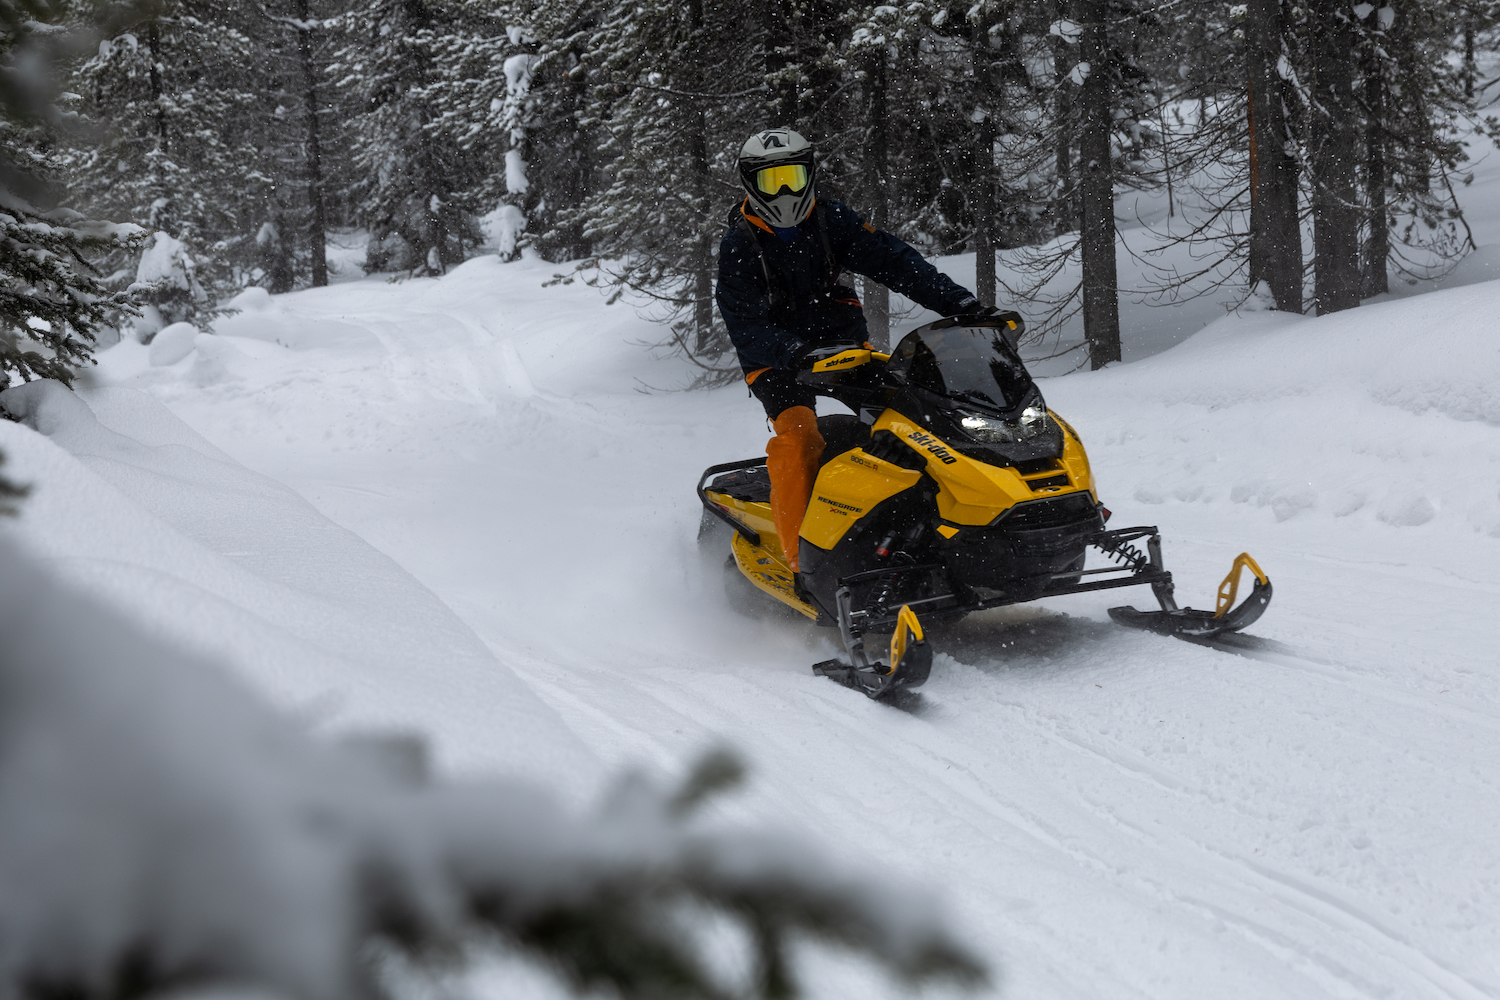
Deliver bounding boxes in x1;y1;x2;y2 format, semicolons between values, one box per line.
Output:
755;163;809;196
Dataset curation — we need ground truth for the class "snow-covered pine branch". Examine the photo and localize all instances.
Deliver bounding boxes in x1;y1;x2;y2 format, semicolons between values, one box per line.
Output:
0;1;147;386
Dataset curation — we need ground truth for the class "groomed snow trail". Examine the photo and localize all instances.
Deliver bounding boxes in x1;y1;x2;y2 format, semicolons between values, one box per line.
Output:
92;257;1500;999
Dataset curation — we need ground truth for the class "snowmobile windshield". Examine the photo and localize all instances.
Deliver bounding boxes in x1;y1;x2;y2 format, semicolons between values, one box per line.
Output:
888;325;1035;416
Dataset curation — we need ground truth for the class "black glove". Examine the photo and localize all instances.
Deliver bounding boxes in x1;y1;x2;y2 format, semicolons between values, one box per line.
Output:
952;296;999;323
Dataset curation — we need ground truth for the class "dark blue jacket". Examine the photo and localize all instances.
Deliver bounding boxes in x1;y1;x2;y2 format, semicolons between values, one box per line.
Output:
715;198;977;374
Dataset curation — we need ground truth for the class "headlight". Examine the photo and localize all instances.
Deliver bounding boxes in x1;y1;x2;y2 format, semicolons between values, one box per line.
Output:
958;406;1050;443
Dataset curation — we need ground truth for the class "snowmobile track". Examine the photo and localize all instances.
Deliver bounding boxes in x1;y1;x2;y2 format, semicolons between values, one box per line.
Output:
1175;629;1500;732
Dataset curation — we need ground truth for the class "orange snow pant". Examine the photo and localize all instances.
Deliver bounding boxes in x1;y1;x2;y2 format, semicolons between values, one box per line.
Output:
765;405;824;572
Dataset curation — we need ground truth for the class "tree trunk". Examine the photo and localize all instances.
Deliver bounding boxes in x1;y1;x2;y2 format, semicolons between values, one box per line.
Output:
262;217;295;293
689;121;713;350
763;0;797;125
293;0;328;288
687;0;714;353
1309;0;1361;315
1051;0;1076;233
1361;34;1388;298
1076;0;1120;368
566;69;592;260
863;50;891;349
1465;11;1477;100
146;20;168;148
798;0;841;138
862;264;891;351
970;16;997;309
1246;0;1302;311
972;166;996;309
973;212;996;308
692;226;714;353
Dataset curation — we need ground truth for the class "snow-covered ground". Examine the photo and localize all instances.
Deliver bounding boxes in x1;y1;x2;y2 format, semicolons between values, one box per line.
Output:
3;167;1499;995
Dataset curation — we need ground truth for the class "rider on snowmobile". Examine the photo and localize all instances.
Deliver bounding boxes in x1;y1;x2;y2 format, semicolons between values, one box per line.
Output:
716;127;993;572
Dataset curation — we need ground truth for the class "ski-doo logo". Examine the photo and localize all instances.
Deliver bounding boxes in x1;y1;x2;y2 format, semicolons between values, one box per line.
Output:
906;431;959;465
819;353;861;368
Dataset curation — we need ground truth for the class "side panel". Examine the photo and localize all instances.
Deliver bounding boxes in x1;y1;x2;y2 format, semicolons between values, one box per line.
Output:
799;449;923;551
1053;413;1095;497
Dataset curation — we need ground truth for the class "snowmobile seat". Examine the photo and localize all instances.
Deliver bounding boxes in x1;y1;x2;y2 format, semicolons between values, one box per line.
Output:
708;466;772;504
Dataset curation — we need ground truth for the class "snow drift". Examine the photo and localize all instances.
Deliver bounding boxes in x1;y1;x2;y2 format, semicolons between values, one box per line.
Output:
0;381;982;1000
73;248;1500;1000
0;380;593;782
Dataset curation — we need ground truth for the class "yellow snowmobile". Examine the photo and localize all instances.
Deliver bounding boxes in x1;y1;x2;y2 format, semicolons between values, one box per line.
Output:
697;313;1272;698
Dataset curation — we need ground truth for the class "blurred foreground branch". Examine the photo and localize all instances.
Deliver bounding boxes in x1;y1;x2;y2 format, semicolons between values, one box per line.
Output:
0;516;986;1000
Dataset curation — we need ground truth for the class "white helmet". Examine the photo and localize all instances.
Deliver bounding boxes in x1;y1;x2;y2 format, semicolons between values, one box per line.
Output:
738;128;817;229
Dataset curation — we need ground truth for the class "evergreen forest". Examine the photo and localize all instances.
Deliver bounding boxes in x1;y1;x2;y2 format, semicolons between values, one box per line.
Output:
4;5;1500;999
4;0;1500;384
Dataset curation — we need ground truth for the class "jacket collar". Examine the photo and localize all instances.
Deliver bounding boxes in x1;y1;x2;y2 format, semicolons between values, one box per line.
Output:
740;197;817;236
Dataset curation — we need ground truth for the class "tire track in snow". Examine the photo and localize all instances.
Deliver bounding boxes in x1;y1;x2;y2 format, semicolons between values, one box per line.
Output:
1074;790;1498;1000
1194;632;1500;733
890;638;1499;999
519;625;1463;999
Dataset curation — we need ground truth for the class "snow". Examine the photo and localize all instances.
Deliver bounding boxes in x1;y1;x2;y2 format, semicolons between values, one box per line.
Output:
0;529;966;1000
148;320;200;366
0;379;594;784
0;127;1495;996
135;231;191;288
503;53;534;95
481;204;528;257
504;148;529;195
1048;19;1081;44
28;238;1488;997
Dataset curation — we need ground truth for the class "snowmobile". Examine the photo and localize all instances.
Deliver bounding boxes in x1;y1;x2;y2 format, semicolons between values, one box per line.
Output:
696;312;1273;699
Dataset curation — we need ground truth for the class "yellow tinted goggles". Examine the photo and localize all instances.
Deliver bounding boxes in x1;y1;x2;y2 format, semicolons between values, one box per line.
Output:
755;163;809;195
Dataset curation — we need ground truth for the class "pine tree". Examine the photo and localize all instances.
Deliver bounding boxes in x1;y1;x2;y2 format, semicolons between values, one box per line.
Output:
1009;0;1157;367
66;1;266;323
283;0;338;287
1359;2;1479;292
1458;0;1500;99
1307;0;1361;314
1246;0;1302;311
1074;0;1122;363
401;0;521;257
519;0;604;263
248;0;332;292
839;1;932;345
547;0;761;372
2;0;143;386
335;0;484;274
836;1;1062;336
